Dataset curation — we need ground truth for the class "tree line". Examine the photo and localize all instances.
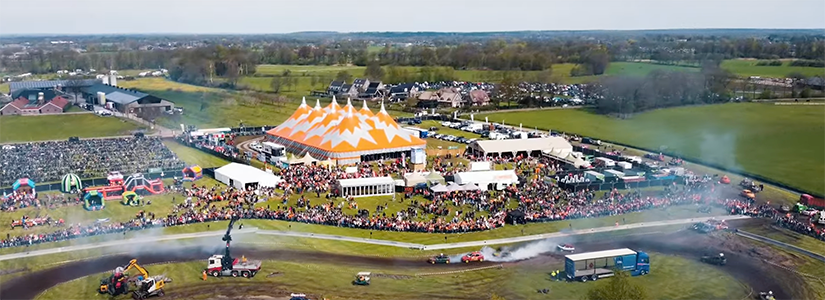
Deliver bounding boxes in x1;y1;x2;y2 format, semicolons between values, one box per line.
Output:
3;35;821;77
590;63;737;115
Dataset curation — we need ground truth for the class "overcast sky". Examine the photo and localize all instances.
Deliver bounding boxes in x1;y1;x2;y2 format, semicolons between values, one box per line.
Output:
1;0;824;35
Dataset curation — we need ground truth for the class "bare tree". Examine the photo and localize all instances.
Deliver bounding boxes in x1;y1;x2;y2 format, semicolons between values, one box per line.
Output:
269;77;283;93
64;77;87;104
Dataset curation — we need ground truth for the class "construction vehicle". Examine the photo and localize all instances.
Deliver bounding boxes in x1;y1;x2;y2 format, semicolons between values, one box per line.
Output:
98;259;169;299
99;259;146;295
353;272;371;285
205;216;262;278
99;268;130;296
132;275;171;299
700;253;727;266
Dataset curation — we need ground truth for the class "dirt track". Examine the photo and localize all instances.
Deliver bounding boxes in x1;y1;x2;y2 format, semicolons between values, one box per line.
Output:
0;231;799;300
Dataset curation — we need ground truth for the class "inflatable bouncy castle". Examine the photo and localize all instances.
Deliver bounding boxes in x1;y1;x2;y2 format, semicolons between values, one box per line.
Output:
182;165;203;182
13;178;36;194
123;173;164;194
122;191;140;206
61;173;83;193
84;190;105;211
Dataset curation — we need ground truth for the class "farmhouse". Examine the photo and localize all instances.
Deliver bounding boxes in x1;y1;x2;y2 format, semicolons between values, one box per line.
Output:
359;81;385;100
352;78;370;92
418;87;463;108
388;83;420;101
340;84;359;98
0;91;69;115
327;81;345;95
467;89;491;106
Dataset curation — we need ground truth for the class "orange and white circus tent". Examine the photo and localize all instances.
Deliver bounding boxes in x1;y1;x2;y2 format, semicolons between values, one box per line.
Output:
266;96;426;164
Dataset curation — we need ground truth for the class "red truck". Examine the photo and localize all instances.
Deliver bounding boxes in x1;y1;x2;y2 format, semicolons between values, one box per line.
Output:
800;194;825;209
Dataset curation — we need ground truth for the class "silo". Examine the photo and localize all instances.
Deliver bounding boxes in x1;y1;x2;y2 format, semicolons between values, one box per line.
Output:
97;92;106;106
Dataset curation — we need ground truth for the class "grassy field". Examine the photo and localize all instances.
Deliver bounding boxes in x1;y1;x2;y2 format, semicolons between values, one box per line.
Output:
0;114;144;143
0;82;9;94
738;220;825;256
117;78;410;129
163;140;230;168
721;59;825;78
35;251;747;300
479;103;825;196
605;62;699;76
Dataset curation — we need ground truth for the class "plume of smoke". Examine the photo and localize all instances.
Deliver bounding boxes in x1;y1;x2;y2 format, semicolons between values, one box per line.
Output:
447;237;579;263
699;131;741;173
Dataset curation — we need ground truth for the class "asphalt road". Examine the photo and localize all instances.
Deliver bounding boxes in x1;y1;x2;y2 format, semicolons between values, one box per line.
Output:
0;215;748;262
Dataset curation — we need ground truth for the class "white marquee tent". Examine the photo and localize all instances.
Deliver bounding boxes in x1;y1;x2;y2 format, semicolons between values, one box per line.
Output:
337;176;395;198
215;163;282;189
453;170;518;190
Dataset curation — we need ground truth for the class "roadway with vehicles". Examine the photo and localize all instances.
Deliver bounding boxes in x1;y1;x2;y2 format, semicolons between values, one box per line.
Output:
0;215;750;262
0;229;792;300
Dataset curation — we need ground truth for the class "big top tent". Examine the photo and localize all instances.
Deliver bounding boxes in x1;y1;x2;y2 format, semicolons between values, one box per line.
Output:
266;96;426;164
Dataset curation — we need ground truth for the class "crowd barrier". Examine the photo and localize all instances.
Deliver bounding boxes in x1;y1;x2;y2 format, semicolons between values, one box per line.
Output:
0;169;183;195
557;178;680;192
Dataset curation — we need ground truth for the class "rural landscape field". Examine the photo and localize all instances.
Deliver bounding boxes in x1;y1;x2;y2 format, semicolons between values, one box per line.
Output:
1;2;824;300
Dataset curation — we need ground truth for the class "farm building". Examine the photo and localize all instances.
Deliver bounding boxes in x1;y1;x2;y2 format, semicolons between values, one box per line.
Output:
8;79;98;96
81;83;174;116
266;97;426;165
0;91;69;115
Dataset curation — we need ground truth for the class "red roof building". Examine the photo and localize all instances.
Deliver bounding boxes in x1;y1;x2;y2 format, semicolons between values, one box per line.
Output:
0;92;70;116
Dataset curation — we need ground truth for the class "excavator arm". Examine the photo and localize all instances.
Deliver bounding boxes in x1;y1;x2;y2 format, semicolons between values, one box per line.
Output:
123;259;150;279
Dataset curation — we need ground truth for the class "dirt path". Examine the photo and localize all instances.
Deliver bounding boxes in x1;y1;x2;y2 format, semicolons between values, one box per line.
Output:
0;231;798;300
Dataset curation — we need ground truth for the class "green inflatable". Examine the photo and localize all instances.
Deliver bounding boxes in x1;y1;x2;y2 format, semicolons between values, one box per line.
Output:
84;191;105;211
122;191;140;206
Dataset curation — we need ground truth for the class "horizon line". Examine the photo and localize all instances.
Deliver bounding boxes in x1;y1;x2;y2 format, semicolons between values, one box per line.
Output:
2;28;824;37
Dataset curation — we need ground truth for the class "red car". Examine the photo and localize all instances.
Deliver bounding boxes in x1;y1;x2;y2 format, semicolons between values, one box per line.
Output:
461;251;484;263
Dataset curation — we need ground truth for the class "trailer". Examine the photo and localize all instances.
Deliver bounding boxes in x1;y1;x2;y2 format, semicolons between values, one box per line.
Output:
594;157;615;167
800;194;825;209
564;248;650;282
403;127;429;139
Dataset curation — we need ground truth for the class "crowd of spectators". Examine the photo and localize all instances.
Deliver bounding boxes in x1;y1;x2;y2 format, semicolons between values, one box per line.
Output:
1;192;83;211
277;160;406;196
1;159;823;249
0;137;185;187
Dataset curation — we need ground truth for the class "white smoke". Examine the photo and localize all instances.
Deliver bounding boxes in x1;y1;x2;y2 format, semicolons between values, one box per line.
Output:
447;238;571;263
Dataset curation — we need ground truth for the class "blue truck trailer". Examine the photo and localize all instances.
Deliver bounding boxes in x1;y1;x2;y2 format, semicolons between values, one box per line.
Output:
564;248;650;282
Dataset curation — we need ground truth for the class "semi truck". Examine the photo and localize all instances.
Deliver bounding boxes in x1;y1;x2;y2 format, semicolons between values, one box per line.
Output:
205;217;262;278
564;248;650;282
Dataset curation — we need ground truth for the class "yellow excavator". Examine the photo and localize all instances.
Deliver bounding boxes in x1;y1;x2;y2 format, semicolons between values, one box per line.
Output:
98;259;169;299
